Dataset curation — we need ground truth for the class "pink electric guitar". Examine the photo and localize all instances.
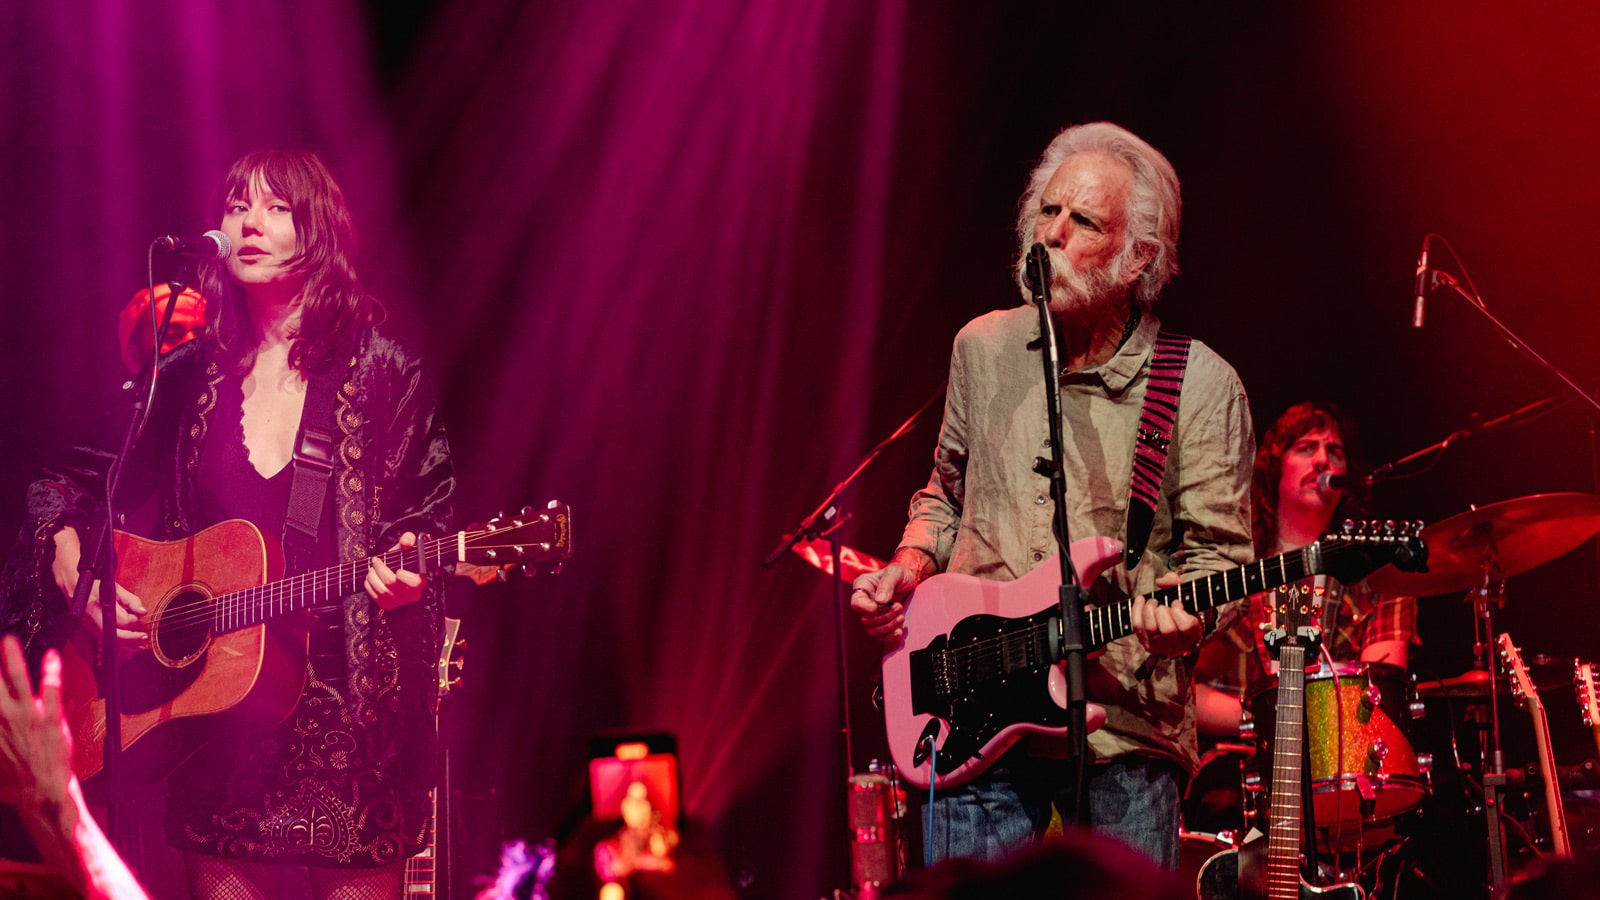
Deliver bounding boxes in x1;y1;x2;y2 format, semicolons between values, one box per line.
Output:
881;521;1426;790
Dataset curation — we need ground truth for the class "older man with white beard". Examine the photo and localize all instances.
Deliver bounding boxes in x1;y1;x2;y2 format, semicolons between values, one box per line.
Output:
851;122;1254;867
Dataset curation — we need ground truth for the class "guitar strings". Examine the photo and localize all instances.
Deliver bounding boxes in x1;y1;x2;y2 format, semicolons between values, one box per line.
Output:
936;549;1320;682
143;527;527;634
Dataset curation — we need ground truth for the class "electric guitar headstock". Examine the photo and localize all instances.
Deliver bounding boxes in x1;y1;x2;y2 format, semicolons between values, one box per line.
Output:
453;500;573;584
1316;519;1429;585
1500;633;1544;713
1576;660;1600;756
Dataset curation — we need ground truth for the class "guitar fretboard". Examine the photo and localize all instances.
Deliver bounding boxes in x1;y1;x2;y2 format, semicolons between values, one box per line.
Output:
1083;544;1321;650
213;540;458;633
1266;642;1307;898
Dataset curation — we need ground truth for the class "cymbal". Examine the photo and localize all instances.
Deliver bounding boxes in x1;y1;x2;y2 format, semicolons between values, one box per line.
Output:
1366;492;1600;596
791;537;886;583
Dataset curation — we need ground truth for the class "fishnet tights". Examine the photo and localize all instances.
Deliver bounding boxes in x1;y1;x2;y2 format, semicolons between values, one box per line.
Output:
184;852;405;900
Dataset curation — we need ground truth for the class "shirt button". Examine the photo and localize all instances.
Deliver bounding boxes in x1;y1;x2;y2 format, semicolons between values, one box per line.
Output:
1042;438;1051;448
1035;495;1047;505
1033;551;1044;561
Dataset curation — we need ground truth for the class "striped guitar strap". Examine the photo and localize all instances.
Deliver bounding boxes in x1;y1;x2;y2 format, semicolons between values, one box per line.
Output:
1123;331;1192;569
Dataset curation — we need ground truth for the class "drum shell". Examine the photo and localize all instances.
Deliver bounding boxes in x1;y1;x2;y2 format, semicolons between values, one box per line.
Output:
1245;660;1427;836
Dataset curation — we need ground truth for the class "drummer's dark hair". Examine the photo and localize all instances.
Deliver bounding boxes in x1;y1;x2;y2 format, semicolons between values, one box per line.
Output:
1253;401;1369;557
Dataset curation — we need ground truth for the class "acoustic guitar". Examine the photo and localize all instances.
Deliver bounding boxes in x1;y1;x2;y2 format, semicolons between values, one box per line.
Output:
60;502;571;795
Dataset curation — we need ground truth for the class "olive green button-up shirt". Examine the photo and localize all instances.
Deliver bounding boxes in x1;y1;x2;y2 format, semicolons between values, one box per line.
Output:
899;305;1254;773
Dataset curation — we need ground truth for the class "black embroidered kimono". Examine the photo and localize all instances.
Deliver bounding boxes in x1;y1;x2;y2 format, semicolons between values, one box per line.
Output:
0;329;454;868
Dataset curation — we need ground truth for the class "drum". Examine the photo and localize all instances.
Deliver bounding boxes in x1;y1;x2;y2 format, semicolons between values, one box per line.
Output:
1246;661;1428;836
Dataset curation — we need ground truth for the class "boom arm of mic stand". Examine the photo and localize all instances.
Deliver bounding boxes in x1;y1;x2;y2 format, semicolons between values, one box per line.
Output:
1434;271;1600;416
761;385;945;568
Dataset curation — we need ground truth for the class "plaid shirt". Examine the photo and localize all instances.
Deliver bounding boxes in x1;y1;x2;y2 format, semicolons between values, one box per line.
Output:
1194;576;1417;697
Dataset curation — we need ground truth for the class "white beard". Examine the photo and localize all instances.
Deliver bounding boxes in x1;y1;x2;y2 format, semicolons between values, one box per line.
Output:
1046;245;1131;317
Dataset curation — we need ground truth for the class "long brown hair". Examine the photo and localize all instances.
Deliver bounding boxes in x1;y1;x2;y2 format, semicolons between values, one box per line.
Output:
198;148;384;373
1252;401;1369;557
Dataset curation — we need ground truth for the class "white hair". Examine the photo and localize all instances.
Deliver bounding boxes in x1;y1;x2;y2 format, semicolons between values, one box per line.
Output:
1014;122;1182;307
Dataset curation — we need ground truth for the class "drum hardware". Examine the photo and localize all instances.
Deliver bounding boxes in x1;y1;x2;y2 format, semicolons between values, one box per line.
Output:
1371;493;1600;892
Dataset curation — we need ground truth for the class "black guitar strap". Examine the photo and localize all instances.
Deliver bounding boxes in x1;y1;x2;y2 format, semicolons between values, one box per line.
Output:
1123;331;1191;569
283;364;345;575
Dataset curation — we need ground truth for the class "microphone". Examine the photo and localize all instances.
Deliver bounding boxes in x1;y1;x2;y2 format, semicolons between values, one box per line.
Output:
1412;237;1430;329
1024;242;1052;299
1317;472;1370;492
153;230;231;260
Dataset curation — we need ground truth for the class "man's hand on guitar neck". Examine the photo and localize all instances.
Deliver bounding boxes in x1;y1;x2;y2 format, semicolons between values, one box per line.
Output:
51;527;150;653
851;551;1202;658
1128;571;1204;659
850;547;938;644
366;531;428;611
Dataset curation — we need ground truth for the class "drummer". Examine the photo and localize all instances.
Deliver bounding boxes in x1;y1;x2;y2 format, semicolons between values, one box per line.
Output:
1193;401;1418;738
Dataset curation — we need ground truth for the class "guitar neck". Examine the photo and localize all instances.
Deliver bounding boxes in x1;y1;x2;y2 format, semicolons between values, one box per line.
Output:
1528;699;1573;856
1501;634;1572;857
1084;546;1320;651
214;536;458;633
1266;641;1308;897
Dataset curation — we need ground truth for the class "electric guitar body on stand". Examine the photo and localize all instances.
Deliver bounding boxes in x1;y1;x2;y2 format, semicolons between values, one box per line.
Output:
61;502;571;797
882;521;1427;791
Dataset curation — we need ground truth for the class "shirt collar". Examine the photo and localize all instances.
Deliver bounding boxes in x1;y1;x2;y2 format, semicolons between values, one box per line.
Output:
1061;308;1162;394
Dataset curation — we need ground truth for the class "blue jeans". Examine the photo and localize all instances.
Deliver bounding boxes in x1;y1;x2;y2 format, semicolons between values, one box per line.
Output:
926;755;1181;869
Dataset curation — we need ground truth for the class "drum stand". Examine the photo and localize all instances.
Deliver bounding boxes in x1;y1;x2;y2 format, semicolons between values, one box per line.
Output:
1465;527;1511;893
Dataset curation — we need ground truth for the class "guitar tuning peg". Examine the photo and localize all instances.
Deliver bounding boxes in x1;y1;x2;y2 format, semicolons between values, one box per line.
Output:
448;676;463;691
495;566;509;583
520;505;535;516
520;562;538;577
453;638;467;653
450;656;466;672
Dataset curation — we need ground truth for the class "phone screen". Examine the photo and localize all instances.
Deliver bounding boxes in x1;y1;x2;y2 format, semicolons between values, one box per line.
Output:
589;733;679;886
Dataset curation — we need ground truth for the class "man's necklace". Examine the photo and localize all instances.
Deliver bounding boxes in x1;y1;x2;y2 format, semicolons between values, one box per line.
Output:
1059;306;1142;378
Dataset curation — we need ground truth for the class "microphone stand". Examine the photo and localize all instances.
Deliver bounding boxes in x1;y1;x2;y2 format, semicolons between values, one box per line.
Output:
762;385;946;777
68;266;187;845
1358;393;1571;486
1024;244;1092;827
1427;270;1600;417
1425;266;1600;595
1417;264;1600;890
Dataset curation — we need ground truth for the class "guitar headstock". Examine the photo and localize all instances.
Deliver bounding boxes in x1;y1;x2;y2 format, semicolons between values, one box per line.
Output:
1316;519;1428;584
457;501;573;578
436;616;464;706
1261;581;1323;661
1576;660;1600;727
1499;632;1542;711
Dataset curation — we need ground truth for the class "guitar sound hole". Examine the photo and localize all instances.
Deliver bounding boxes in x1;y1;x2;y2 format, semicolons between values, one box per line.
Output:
154;588;214;664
